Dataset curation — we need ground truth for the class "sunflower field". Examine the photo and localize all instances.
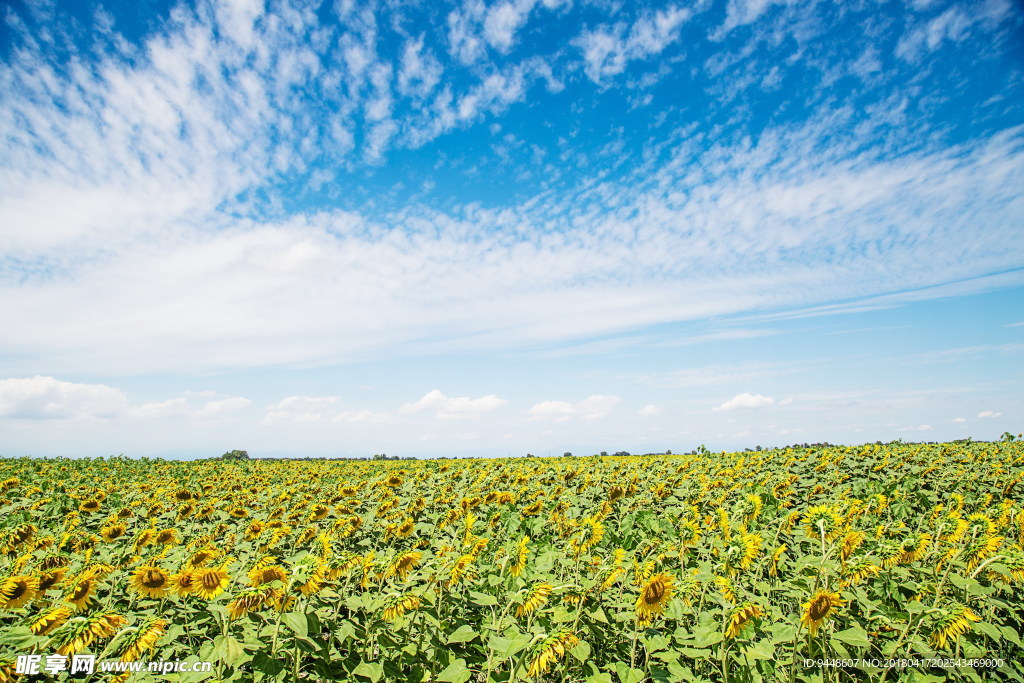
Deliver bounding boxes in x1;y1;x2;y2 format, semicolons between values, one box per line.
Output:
1;440;1023;682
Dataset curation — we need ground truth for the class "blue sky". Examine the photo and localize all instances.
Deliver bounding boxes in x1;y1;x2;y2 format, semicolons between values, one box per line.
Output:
0;0;1022;459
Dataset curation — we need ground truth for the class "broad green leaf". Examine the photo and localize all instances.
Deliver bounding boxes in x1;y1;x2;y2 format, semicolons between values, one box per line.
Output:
212;635;244;663
833;625;870;648
972;621;1002;641
489;631;532;659
570;640;591;662
614;663;647;683
436;658;473;683
470;591;498;606
585;674;614;683
353;660;384;683
741;639;774;661
282;611;308;638
447;625;479;644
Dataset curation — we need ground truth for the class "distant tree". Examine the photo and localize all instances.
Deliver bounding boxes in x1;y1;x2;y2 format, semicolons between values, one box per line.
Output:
600;451;608;457
563;452;573;457
665;449;672;455
220;450;249;460
525;453;535;458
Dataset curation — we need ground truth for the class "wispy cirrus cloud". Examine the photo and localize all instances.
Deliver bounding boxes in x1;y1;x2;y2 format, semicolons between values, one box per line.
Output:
528;395;621;422
713;393;776;411
400;390;507;419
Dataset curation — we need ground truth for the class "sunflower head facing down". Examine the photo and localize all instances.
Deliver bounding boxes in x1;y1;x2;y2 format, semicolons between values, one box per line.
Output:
635;572;675;622
801;589;844;635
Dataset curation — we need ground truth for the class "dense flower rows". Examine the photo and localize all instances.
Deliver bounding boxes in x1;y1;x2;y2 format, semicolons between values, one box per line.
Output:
0;441;1022;681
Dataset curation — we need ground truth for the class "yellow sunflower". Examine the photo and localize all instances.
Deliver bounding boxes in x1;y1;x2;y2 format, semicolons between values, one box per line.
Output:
130;566;171;599
0;575;39;609
801;589;844;635
66;577;99;610
191;567;230;600
635;572;675;621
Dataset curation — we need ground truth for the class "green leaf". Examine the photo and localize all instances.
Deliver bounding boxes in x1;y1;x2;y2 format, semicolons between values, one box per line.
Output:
447;625;479;644
770;623;797;645
353;660;384;683
282;611;308;638
741;639;774;661
1001;625;1022;646
437;658;473;683
642;634;671;653
585;674;613;683
469;591;498;606
614;662;647;683
212;635;244;663
833;625;870;648
570;640;591;662
489;631;533;659
972;621;1002;641
250;652;286;677
691;626;723;648
0;625;43;649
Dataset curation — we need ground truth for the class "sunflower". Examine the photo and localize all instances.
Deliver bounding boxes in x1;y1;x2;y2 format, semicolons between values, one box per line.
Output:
130;566;171;599
725;603;764;638
510;536;530;577
248;564;288;587
516;583;553;617
228;587;281;620
155;529;180;545
79;499;101;512
30;606;72;635
0;575;39;609
297;566;326;596
382;593;421;621
191;567;230;600
37;569;67;592
929;605;980;649
187;547;219;568
526;630;579;678
635;572;675;621
801;589;844;635
395;518;415;539
119;617;168;661
171;570;199;596
387;551;423;581
101;524;127;542
54;613;127;656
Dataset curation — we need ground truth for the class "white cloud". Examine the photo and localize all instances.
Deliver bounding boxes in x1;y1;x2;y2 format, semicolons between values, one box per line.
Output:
0;377;250;422
397;37;442;99
197;397;252;418
0;376;128;419
528;395;621;421
713;393;775;411
264;396;341;423
896;2;1011;62
332;409;389;423
484;0;536;52
639;404;662;416
977;410;1002;418
133;395;250;420
400;389;507;419
952;417;967;423
577;7;691;82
